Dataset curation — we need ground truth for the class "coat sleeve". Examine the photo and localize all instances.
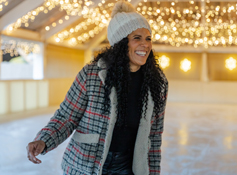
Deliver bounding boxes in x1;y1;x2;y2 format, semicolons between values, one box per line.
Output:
149;80;168;175
34;64;89;154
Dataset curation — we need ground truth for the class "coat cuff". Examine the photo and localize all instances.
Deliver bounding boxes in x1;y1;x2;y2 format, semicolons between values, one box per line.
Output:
34;132;56;155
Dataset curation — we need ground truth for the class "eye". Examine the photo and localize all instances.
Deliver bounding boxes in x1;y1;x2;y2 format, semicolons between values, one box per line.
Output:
134;37;140;39
146;38;151;41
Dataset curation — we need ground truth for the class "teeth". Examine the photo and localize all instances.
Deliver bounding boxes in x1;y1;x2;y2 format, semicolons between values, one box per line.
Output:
135;51;146;56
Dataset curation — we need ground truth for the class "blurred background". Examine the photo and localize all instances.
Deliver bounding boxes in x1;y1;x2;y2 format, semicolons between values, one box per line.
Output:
0;0;237;175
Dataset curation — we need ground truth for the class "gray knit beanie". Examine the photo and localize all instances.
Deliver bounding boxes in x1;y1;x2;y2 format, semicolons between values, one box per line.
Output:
107;1;152;46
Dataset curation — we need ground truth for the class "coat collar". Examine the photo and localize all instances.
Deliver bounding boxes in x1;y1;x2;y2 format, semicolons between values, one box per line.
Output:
97;59;107;85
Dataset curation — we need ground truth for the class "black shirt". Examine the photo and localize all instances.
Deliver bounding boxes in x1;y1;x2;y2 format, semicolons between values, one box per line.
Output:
109;68;143;152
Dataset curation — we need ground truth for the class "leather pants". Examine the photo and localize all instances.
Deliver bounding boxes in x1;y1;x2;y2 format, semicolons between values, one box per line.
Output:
102;150;134;175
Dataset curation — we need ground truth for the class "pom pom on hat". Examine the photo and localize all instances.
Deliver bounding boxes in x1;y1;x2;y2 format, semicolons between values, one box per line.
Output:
107;1;152;46
111;1;136;18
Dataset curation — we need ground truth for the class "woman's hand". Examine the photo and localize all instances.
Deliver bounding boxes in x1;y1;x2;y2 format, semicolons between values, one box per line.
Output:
26;140;46;164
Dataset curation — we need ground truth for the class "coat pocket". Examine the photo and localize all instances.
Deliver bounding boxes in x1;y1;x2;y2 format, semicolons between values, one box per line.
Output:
63;132;101;174
72;132;100;144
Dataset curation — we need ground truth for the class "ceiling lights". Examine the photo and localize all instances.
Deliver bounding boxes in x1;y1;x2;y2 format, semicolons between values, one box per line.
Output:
138;1;237;48
0;0;8;11
6;0;237;48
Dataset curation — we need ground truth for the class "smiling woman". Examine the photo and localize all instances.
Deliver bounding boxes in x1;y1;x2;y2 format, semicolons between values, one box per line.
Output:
27;1;168;175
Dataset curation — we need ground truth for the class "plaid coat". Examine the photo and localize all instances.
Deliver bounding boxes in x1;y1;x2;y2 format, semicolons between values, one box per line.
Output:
34;59;168;175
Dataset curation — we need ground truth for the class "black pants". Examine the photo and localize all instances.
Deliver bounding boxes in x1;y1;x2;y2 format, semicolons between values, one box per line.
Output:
102;150;134;175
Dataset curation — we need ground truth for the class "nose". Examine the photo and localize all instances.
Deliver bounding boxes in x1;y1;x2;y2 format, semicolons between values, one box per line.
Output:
141;39;149;47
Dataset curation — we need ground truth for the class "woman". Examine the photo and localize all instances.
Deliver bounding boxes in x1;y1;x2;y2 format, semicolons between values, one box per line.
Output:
27;1;168;175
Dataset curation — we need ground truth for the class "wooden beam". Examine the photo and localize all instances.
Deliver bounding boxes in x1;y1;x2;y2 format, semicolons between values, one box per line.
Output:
46;37;86;50
153;45;237;53
1;28;41;41
207;46;237;53
41;0;103;40
0;0;45;31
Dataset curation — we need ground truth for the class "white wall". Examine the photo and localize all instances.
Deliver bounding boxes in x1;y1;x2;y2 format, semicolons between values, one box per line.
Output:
0;80;48;115
0;82;8;114
1;79;237;118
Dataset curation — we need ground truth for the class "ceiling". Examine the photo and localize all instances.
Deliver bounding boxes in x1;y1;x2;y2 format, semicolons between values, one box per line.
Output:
1;0;237;53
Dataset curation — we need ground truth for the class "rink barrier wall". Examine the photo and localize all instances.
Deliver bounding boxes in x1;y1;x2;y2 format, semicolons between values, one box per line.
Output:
0;79;237;121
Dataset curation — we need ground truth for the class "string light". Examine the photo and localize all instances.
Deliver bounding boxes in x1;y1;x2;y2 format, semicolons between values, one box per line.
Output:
56;0;93;16
1;38;40;57
0;0;8;11
55;1;113;44
45;26;50;31
137;1;237;48
9;0;93;32
7;0;237;48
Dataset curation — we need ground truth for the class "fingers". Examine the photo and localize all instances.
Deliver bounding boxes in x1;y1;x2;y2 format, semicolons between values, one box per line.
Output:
27;143;41;164
27;141;45;164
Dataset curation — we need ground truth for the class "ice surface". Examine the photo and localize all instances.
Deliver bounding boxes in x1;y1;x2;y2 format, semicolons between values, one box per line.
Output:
0;103;237;175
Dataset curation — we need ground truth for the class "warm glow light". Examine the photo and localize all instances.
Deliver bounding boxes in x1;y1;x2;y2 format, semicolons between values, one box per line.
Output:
9;26;13;31
225;57;237;70
180;58;191;72
155;34;160;40
102;19;107;24
158;55;170;69
59;19;63;24
45;26;50;31
55;38;60;42
69;37;77;46
0;0;9;11
65;15;69;20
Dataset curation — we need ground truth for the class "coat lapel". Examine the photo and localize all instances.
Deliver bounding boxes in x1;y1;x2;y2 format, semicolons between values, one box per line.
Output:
98;59;107;85
133;91;154;175
97;59;118;175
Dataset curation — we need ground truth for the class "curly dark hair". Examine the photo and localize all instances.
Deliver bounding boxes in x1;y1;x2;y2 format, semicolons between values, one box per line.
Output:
92;37;167;128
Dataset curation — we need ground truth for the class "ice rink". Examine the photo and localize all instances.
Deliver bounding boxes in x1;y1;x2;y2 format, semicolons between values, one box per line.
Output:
0;102;237;175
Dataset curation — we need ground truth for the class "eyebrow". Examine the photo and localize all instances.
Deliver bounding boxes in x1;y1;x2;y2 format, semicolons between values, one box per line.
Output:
133;35;151;38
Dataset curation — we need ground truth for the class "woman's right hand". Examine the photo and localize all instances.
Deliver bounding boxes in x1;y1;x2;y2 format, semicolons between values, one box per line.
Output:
26;140;46;164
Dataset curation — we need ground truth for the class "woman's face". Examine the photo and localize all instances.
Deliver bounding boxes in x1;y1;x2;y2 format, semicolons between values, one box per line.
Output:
127;28;152;72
